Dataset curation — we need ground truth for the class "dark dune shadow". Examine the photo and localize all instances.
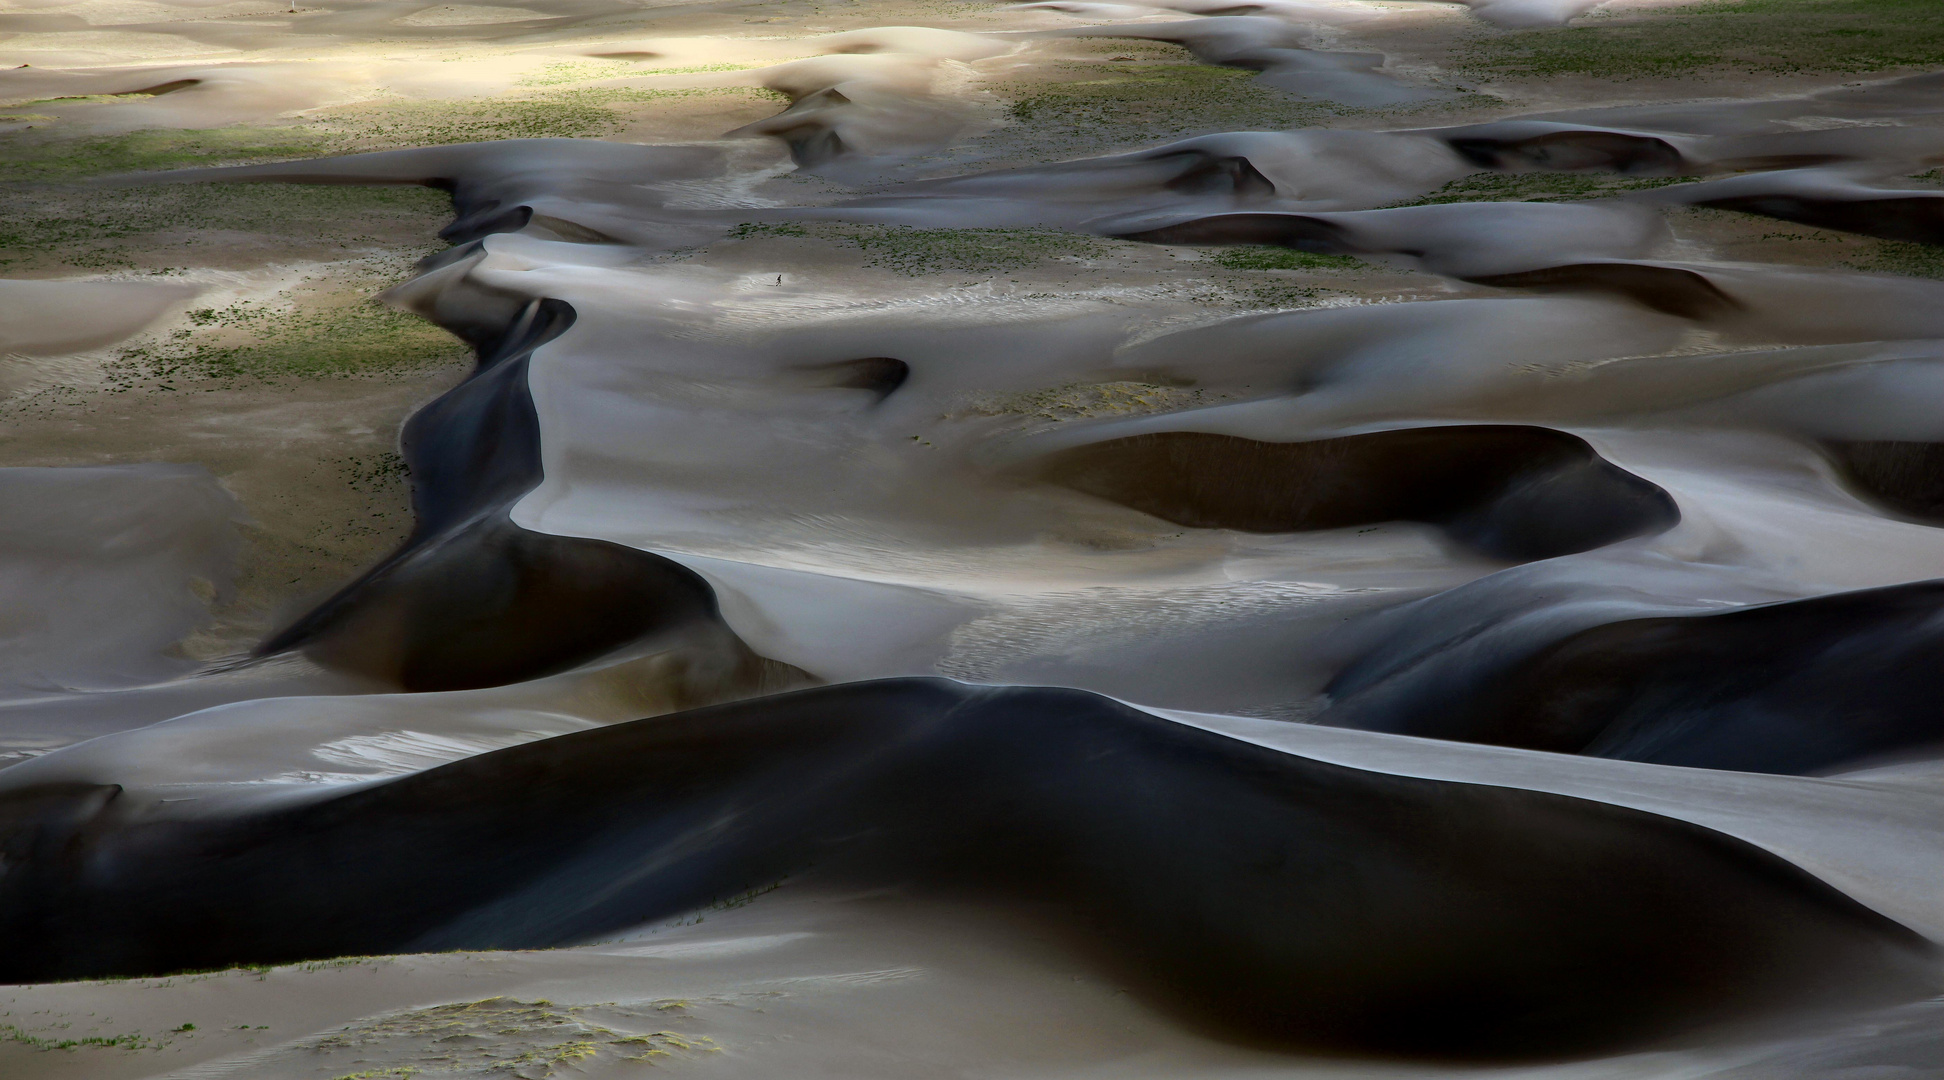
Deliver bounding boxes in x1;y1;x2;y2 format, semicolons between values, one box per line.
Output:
1698;194;1944;246
1156;149;1279;198
1035;427;1679;561
256;281;776;692
851;145;1297;207
1467;263;1741;319
147;151;787;693
269;515;726;693
1324;579;1944;775
1445;131;1687;174
0;680;1931;1058
1827;440;1944;522
793;356;910;402
730;87;852;167
438;199;534;244
121;78;200;96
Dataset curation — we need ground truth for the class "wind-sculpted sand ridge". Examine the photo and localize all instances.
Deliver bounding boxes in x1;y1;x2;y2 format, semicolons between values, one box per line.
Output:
0;679;1935;1059
255;254;793;695
1827;438;1944;522
1105;202;1755;312
140;126;1944;711
14;0;1944;1075
1322;578;1944;775
1687;175;1944;247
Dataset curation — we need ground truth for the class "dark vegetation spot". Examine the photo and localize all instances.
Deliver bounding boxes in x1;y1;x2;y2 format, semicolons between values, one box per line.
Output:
725;221;1116;276
1396;171;1698;206
1002;63;1354;154
1211;246;1364;271
109;297;465;385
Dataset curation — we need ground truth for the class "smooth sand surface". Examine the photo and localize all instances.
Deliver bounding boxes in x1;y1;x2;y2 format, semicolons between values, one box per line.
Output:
10;0;1944;1076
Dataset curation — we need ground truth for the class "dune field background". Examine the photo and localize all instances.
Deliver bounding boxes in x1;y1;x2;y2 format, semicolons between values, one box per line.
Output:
8;0;1944;1077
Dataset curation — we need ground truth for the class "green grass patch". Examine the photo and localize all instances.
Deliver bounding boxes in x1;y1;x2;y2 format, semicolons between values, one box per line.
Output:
515;59;655;87
0;182;451;272
1211;246;1363;271
0;83;788;185
517;58;760;87
1234;282;1330;308
849;226;1109;275
0;126;329;183
1;1024;159;1052
1463;0;1944;80
1395;170;1698;205
727;221;1116;276
1006;64;1350;144
110;297;465;386
1849;237;1944;278
727;222;808;239
315;85;787;147
632;63;762;76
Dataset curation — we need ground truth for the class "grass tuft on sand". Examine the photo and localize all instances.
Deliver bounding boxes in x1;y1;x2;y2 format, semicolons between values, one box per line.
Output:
110;294;466;387
311;85;787;148
0;183;452;273
1211;247;1364;271
728;222;1120;276
1850;237;1944;278
0;127;329;183
1464;0;1944;80
1003;64;1351;151
1394;170;1699;205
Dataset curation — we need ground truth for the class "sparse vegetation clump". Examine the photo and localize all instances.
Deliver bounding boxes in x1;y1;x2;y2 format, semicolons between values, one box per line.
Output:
1850;237;1944;278
109;295;466;387
338;452;412;493
311;85;788;148
0;1024;159;1051
972;380;1214;421
0;126;330;183
0;86;783;215
727;221;1119;276
1399;170;1699;205
1004;63;1352;151
516;59;759;86
1211;246;1364;271
1464;0;1944;80
0;182;452;273
728;222;809;239
849;226;1111;275
303;997;723;1077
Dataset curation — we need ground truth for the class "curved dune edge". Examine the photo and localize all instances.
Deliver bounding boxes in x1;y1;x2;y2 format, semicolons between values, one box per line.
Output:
1034;426;1679;561
1321;578;1944;776
14;5;1944;1074
251;258;803;697
0;679;1934;1059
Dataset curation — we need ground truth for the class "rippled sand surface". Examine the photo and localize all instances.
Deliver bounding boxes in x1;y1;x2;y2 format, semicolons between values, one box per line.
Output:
8;0;1944;1076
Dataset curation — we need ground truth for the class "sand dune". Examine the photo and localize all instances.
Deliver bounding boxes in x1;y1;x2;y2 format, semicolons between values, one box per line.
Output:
9;0;1944;1076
